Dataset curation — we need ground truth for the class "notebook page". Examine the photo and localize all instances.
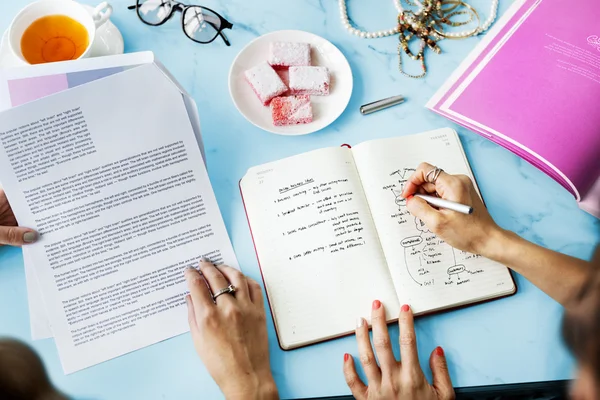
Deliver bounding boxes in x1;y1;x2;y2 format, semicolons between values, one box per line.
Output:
241;147;399;349
352;129;515;314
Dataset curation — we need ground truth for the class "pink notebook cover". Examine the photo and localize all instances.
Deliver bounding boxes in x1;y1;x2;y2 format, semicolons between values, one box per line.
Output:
427;0;600;217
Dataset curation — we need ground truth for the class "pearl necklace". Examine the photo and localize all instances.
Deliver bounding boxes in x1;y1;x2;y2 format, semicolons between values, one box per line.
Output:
339;0;498;39
339;0;499;77
338;0;400;39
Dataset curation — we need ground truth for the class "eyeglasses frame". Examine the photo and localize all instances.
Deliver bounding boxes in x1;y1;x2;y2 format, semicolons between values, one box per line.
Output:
128;1;233;46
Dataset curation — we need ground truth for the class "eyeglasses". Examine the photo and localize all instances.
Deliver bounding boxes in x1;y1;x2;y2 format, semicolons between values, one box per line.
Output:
127;0;233;46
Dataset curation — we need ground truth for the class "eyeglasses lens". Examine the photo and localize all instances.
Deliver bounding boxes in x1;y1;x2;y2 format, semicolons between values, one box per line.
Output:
183;7;221;43
137;0;173;25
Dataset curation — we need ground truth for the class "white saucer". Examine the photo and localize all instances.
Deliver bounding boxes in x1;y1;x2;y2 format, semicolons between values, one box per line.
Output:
229;30;353;136
0;5;124;68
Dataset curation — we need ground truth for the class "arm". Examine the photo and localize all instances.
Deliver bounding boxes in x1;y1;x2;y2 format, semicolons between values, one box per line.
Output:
483;229;590;308
402;162;591;308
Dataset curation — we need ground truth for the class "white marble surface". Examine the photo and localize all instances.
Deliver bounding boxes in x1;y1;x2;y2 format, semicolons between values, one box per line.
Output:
0;0;598;399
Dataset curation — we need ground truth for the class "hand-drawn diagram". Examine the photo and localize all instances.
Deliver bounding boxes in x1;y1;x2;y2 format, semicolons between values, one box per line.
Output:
391;189;407;208
386;168;484;287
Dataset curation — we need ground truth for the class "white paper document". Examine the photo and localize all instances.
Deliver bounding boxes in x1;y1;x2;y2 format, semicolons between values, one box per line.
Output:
0;52;210;340
0;63;237;373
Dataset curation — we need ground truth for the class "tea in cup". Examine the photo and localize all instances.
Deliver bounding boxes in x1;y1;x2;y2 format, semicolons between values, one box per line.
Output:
8;0;113;65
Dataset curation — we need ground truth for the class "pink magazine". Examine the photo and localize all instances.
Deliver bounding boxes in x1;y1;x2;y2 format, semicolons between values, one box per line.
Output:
427;0;600;218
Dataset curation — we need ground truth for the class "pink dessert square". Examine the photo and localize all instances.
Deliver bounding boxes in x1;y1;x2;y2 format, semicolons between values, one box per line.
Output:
245;62;289;105
271;95;313;126
268;42;311;69
289;66;330;96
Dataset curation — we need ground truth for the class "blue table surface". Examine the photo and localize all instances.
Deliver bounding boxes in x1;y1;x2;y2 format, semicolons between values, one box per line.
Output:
1;0;599;399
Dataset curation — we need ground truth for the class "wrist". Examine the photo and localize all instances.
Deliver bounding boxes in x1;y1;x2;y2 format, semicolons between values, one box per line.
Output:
256;378;279;400
476;226;514;262
224;373;278;400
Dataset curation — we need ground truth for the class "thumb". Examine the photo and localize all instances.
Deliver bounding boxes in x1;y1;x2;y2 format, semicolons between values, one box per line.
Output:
0;226;38;246
429;347;454;399
406;196;442;229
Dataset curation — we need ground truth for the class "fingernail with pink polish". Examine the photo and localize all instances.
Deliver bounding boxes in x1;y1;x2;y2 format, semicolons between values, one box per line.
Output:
436;346;444;357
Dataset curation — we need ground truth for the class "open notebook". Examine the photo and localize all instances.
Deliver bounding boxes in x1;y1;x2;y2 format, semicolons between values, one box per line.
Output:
240;128;516;350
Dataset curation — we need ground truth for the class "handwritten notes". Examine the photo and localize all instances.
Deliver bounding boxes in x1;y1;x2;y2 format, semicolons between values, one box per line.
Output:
274;178;367;260
250;159;374;266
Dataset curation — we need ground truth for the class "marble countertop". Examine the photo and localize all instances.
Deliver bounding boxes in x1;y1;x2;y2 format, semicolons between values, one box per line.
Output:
0;0;598;399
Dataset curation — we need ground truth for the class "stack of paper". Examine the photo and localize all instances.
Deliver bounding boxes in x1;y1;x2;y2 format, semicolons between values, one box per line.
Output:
427;0;600;218
0;52;238;372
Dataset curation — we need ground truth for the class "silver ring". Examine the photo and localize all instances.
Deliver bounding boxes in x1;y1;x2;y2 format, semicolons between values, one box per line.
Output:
212;284;236;301
426;167;443;183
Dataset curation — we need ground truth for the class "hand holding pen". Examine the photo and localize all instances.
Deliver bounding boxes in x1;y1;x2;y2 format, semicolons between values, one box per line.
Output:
402;162;502;256
408;194;473;215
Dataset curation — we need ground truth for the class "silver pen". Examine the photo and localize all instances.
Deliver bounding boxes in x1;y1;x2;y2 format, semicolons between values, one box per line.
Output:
412;194;473;215
360;95;405;115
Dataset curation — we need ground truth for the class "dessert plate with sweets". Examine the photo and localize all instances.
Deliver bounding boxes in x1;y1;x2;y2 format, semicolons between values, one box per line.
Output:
229;30;353;135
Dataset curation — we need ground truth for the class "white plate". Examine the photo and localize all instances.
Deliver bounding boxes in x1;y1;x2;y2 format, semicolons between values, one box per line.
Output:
0;4;124;68
229;30;353;135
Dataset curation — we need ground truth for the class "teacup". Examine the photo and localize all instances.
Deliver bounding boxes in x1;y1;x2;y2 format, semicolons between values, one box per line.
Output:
8;0;113;65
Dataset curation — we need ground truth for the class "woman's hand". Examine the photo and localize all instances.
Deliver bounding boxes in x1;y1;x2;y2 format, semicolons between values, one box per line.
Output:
343;301;454;400
401;162;502;256
402;163;593;307
0;188;37;246
184;259;278;400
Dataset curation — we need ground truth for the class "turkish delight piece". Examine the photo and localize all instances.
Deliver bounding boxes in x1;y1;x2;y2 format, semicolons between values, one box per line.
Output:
289;66;330;96
268;42;311;69
271;95;313;126
245;62;288;105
